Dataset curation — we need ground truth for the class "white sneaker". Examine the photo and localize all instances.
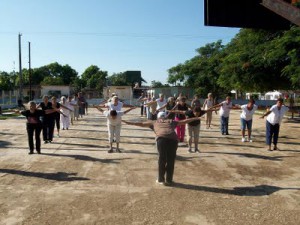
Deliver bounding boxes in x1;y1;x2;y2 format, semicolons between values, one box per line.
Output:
249;138;253;142
156;180;164;185
241;137;246;142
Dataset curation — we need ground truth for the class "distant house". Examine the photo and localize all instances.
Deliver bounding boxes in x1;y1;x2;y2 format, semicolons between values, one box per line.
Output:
147;86;195;100
264;91;283;100
103;86;133;100
41;85;72;98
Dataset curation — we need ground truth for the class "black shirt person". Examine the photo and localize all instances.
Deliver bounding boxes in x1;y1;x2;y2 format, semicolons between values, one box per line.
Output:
18;101;59;154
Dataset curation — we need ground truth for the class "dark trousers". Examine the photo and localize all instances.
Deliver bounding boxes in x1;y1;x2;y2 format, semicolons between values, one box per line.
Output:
156;138;178;183
266;121;280;145
220;116;229;134
140;105;144;116
43;118;54;141
54;114;60;130
26;123;42;152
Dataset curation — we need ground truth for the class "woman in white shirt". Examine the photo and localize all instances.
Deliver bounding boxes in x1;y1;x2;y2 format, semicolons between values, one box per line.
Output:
239;99;258;142
210;96;238;135
97;106;135;153
261;98;289;151
202;93;214;129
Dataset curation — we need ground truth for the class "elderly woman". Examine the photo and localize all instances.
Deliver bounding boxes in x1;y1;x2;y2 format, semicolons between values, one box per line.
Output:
17;101;59;154
37;95;56;143
122;111;201;186
156;96;176;120
96;106;136;153
60;96;73;130
202;93;214;129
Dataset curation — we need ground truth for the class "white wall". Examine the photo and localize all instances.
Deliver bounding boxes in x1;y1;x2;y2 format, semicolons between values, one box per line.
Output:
41;86;70;97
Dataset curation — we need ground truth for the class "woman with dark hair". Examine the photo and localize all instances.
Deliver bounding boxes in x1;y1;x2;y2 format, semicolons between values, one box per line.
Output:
156;97;176;120
37;95;56;143
51;96;62;137
122;112;202;186
172;97;191;142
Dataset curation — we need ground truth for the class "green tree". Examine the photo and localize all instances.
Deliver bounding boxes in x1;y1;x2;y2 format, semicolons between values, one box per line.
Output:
40;76;64;85
81;65;108;95
0;71;14;90
108;72;129;86
168;40;227;98
218;29;291;93
151;80;164;88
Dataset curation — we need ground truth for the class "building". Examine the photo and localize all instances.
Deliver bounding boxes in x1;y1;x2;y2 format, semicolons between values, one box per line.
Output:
103;86;133;100
41;85;72;98
147;86;195;100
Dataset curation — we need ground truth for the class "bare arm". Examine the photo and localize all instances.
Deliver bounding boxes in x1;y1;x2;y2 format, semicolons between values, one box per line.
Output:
123;107;136;114
122;120;153;128
168;109;185;115
156;103;167;112
144;100;155;107
177;117;201;125
260;110;272;119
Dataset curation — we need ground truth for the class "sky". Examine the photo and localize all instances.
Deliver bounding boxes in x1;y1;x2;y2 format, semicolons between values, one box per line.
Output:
0;0;240;84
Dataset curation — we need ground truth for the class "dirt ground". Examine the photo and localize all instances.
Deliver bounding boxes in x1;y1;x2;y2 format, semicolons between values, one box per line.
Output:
0;108;299;225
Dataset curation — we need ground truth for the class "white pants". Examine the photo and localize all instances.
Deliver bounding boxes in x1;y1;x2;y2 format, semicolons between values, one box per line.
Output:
61;114;70;129
108;123;121;143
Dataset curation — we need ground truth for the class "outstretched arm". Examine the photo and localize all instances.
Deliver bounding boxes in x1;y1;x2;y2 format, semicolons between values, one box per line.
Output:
177;116;201;125
122;120;153;128
260;110;272;119
168;109;185;115
156;103;167;112
123;107;136;114
209;102;222;110
93;105;104;113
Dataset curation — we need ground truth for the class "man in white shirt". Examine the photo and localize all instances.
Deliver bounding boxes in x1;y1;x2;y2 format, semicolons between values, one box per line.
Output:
261;98;289;151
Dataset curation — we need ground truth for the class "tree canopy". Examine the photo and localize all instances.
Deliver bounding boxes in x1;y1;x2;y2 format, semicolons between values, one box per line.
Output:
167;26;300;98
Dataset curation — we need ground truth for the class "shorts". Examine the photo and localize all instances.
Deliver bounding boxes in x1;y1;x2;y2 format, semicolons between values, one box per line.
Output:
241;118;252;131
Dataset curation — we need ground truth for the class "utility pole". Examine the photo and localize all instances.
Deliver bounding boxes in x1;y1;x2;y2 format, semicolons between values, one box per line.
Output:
18;33;23;101
28;41;32;100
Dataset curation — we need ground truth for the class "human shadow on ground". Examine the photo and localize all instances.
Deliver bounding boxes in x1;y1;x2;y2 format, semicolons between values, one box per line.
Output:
200;142;265;149
57;142;107;148
42;152;129;164
0;140;12;148
67;129;101;133
121;141;155;146
172;184;300;196
64;136;107;141
0;132;23;136
207;151;293;161
0;169;89;181
122;135;154;139
122;127;151;132
277;149;300;153
286;118;300;123
124;149;157;156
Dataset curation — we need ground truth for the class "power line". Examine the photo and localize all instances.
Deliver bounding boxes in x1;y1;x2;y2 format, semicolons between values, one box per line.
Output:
0;31;235;40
